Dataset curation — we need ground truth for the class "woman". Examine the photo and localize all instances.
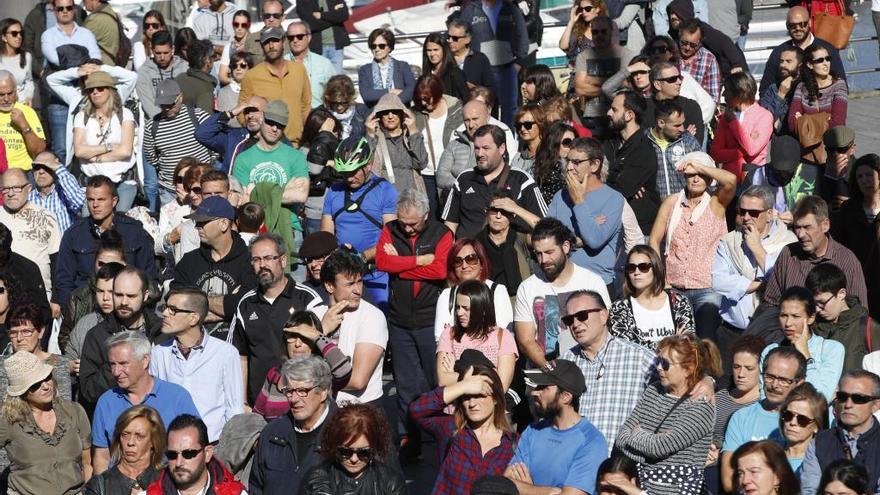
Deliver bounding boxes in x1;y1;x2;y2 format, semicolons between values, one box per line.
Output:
818;460;871;495
833;154;880;319
779;382;827;474
301;109;341;236
410;364;516;495
320;74;369;140
0;351;92;494
0;303;71;400
133;11;167;70
559;0;609;62
0;18;32;104
761;286;845;401
366;93;428;194
357;28;416;108
543;96;591;137
72;71;137;211
476;191;535;300
532;121;576;204
610;245;696;350
219;10;251;86
520;65;561;105
218;51;254;115
710;71;773;181
413;74;464;215
614;334;717;495
435;239;514;341
421;32;468;101
712;335;764;456
158;158;196;261
511;103;545;175
253;311;351;420
732;440;800;495
596;455;642;495
788;44;848;160
174;27;198;60
300;403;406;494
84;405;164;494
649;151;736;339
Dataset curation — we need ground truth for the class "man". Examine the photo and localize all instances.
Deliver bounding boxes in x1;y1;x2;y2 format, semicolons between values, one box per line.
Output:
193;0;237;56
605;89;660;233
677;19;721;103
27;151;86;233
375;188;452;458
231;99;309;235
720;347;807;492
78;266;166;417
250;356;335;494
747;195;868;342
286;21;335;109
232;233;324;406
449;0;528;127
149;414;246;494
172;196;257;341
573;16;635;137
82;0;120;66
0;70;47;171
806;264;880;371
55;176;157;308
321;136;398;308
760;6;845;95
505;359;607;494
759;46;802;134
821;126;855;211
442;124;547;239
650;62;705;145
175;39;217;114
143;80;216;206
166;169;236;263
298;230;336;302
0;168;61;303
295;0;350;73
136;30;189;121
196;95;267;172
24;0;88;84
515;217;610;368
446;18;496;93
239;27;311;145
151;287;243;443
242;0;290;65
436;99;490;195
91;331;199;474
742;135;814;219
647;98;701;198
800;371;880;495
666;0;747;74
712;186;797;362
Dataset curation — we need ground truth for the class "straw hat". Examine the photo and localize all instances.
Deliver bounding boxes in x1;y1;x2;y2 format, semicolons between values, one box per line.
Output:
5;351;53;397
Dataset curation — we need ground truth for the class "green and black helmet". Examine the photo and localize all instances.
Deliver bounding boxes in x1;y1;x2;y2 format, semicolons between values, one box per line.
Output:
334;136;373;173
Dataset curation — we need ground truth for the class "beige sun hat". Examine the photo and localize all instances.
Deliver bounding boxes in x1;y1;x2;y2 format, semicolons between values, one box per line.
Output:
5;351;53;397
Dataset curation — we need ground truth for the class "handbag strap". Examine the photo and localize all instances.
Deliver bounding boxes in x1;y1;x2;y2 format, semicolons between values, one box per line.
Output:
377;133;396;184
654;393;691;433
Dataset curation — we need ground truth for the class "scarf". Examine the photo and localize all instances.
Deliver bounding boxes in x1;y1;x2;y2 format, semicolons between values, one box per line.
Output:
371;60;394;89
721;220;795;305
666;190;711;254
332;106;356;139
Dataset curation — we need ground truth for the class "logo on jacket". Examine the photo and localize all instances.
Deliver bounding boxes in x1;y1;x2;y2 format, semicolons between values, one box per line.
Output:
249;312;259;321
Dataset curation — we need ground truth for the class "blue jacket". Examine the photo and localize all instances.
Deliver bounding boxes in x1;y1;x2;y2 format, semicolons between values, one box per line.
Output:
357;58;416;108
450;1;529;67
56;214;158;308
194;111;251;172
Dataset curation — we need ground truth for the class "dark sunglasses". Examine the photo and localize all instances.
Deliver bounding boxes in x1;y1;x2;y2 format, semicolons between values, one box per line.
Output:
515;120;536;131
369;43;388;50
655;356;677;371
0;287;6;294
144;22;162;29
576;5;595;13
786;21;809;29
287;33;308;41
561;138;573;147
165;448;203;460
650;45;670;54
561;308;602;326
234;62;250;69
446;34;465;42
679;39;700;49
657;74;682;84
28;375;52;393
233;21;251;28
265;119;285;129
263;12;283;19
453;253;480;267
55;5;75;12
738;207;766;218
630;69;649;76
835;391;880;405
5;30;22;37
625;262;652;274
86;86;108;94
189;186;202;194
811;56;832;64
781;409;815;427
488;206;513;216
337;446;373;461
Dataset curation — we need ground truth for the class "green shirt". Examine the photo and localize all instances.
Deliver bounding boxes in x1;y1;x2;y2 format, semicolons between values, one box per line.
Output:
232;143;308;230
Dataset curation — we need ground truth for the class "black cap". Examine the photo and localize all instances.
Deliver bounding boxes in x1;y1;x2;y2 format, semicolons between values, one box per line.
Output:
453;349;495;374
471;475;519;495
298;231;337;259
523;359;586;395
769;135;801;174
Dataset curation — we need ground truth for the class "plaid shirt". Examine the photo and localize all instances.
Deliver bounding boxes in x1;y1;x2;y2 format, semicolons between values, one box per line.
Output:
28;165;86;233
410;387;517;495
560;335;656;453
680;48;721;103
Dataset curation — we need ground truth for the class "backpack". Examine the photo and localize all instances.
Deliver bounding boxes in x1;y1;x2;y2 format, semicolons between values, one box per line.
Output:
93;10;132;67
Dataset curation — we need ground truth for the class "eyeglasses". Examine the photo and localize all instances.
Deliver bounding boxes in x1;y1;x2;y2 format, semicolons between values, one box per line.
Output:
279;384;318;397
786;21;809;29
576;5;595;13
453;253;480;267
763;372;797;387
233;21;251;28
287;33;308;41
655;356;684;371
657;74;682;84
561;308;603;326
337;446;373;461
630;69;649;76
446;33;465;42
369;43;388;50
815;293;837;308
144;22;162;30
781;409;816;427
515;120;536;131
1;184;28;194
679;39;701;49
560;138;573;147
5;30;22;37
55;5;75;12
625;262;652;274
8;327;36;339
234;62;250;69
737;207;766;218
811;56;832;64
835;391;880;405
160;304;196;316
251;254;283;265
165;449;203;460
566;157;592;167
650;45;670;54
263;12;283;19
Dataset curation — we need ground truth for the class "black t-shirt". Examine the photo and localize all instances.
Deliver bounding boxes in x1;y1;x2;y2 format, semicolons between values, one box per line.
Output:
296;427;321;465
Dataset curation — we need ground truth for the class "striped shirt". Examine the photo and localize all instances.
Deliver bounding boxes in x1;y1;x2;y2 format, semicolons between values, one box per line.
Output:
143;105;216;190
28;165;85;233
712;389;757;447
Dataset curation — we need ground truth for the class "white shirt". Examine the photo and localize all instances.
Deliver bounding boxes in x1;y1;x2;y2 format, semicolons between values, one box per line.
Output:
434;279;514;341
0;203;61;297
73;107;136;182
423;112;448;175
630;297;676;345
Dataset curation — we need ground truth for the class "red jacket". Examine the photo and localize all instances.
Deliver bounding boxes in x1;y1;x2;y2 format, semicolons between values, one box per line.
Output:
147;459;245;495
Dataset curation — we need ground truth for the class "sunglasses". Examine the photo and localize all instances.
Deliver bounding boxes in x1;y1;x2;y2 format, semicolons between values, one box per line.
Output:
287;33;308;41
55;5;75;12
338;446;373;461
650;45;670;54
811;56;832;64
657;74;682;84
0;287;6;294
488;206;512;217
786;21;809;29
265;120;285;129
576;5;595;13
369;43;388;50
86;86;108;94
630;69;649;76
781;409;815;427
654;356;682;371
189;186;203;194
561;308;602;326
835;391;880;405
625;262;652;274
233;21;251;28
515;120;536;131
446;34;465;42
561;138;573;147
27;375;52;393
5;30;22;37
679;39;700;49
453;253;480;267
165;448;203;460
263;12;283;19
144;22;162;30
234;62;250;69
738;207;766;218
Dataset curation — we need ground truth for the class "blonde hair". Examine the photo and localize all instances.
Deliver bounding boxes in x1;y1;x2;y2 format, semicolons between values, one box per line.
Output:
2;377;59;424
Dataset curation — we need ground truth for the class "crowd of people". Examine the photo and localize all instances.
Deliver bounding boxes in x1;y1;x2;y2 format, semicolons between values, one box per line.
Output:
0;0;877;493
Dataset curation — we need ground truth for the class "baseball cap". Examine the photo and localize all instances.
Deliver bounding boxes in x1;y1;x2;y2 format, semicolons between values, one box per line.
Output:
263;100;289;127
471;475;519;495
185;196;236;223
298;231;337;259
260;27;284;44
769;135;801;174
523;359;586;395
155;80;182;106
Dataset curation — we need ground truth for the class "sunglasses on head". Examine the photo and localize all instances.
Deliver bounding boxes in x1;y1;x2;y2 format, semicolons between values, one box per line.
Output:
515;120;536;131
835;391;880;405
263;12;283;19
738;207;765;218
165;448;203;460
781;409;815;427
337;446;373;461
453;253;480;267
233;21;250;28
561;308;602;326
811;55;832;64
55;5;75;12
369;43;388;50
625;262;652;274
287;33;308;41
144;22;162;30
658;74;682;84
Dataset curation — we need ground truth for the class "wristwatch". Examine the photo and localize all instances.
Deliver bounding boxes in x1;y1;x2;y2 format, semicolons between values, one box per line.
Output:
104;142;112;152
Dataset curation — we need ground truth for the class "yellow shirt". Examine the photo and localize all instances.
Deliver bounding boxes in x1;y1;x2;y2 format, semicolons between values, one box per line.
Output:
0;103;45;171
239;61;311;146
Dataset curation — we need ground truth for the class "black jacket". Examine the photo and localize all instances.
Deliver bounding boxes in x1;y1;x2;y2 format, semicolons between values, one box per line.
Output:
667;0;747;74
643;95;705;145
296;0;351;51
298;460;407;495
833;199;880;318
605;128;661;233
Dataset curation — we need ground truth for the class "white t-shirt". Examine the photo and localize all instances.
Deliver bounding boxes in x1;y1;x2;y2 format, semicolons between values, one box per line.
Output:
329;300;388;405
422;112;447;175
630;296;676;345
0;203;60;297
73;107;136;182
434;279;514;341
515;264;610;359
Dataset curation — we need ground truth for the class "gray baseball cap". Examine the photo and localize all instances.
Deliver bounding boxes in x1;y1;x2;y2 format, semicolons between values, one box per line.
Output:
155;80;182;106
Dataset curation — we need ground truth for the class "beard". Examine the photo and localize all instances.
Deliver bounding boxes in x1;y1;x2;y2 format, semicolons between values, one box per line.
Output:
541;255;566;281
533;394;562;419
608;116;626;133
171;461;206;489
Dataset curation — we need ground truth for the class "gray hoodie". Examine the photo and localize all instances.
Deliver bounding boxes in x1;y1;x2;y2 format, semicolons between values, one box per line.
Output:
136;56;189;119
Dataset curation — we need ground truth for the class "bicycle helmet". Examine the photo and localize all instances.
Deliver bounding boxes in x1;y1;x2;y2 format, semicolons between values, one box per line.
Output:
334;136;373;173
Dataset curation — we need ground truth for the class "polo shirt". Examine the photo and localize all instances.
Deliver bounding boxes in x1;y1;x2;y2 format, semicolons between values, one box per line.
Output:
231;276;325;404
91;377;200;448
441;166;548;239
239;61;311;145
0;103;46;171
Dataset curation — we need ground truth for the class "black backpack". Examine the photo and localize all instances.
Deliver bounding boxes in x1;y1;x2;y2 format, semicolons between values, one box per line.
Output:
93;10;132;67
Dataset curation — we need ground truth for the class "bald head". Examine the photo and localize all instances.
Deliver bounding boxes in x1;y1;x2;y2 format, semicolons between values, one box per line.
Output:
0;70;16;112
463;100;490;137
1;168;27;185
34;151;60;165
786;7;810;42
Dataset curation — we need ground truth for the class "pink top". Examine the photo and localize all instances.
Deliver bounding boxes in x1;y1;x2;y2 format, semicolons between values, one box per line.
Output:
709;103;773;181
437;326;519;366
665;198;728;289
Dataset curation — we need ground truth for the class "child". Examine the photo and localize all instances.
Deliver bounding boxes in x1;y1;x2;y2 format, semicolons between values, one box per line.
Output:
236;202;265;245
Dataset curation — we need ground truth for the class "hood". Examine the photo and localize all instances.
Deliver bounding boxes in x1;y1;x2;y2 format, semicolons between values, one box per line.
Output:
146;57;190;79
185;67;218;85
817;297;869;327
667;0;695;20
214;413;267;475
197;232;250;265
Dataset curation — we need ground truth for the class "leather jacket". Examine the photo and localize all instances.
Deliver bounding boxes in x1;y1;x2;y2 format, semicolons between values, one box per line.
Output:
298;460;407;495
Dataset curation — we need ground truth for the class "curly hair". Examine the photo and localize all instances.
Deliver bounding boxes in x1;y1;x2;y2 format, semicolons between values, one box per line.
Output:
801;44;842;104
319;403;392;461
533;120;576;189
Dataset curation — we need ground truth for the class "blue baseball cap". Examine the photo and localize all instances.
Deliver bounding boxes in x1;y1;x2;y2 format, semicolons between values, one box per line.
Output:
186;196;235;222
